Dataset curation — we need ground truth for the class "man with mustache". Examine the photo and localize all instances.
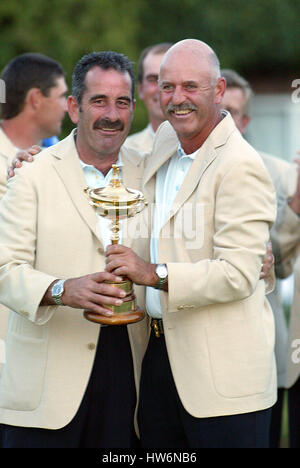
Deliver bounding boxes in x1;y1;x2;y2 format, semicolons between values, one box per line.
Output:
106;39;277;448
0;51;148;448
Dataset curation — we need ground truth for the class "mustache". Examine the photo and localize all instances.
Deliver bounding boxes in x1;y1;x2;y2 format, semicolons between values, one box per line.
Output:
165;103;198;113
93;118;124;131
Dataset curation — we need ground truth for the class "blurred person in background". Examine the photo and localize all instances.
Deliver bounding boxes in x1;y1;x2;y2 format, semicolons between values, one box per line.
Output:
0;52;68;199
272;158;300;448
0;53;68;401
221;68;296;448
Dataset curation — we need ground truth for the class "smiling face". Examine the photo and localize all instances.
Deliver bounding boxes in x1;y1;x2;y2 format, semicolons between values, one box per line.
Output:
159;41;225;153
68;66;135;164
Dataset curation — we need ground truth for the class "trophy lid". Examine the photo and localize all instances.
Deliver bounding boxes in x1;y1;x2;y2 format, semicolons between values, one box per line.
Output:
88;165;144;204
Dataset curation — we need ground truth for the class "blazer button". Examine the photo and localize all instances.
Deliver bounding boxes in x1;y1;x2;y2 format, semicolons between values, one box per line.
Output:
177;305;184;310
97;247;103;254
20;310;29;316
87;342;96;350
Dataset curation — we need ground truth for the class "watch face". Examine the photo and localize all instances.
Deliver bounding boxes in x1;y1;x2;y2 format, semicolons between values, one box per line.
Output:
53;284;62;295
156;264;168;278
52;281;64;296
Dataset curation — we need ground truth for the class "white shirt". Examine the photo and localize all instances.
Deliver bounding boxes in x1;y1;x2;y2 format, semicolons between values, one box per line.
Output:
80;156;123;250
146;144;198;318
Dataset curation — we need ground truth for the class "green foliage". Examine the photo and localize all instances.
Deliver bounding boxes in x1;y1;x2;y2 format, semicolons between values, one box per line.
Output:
0;0;299;136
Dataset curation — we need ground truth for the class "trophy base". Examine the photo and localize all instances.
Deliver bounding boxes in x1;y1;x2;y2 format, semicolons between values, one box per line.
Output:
83;279;145;325
83;307;145;325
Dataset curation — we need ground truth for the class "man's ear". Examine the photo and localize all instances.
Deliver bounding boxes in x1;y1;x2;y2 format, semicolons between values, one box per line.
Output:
67;95;80;124
26;88;43;110
214;77;226;105
240;115;250;134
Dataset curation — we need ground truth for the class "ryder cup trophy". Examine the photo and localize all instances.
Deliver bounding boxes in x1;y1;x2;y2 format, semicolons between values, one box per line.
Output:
84;165;147;325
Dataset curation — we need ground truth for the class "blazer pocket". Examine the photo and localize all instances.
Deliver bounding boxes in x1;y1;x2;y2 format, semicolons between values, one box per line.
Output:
0;332;48;411
205;312;274;399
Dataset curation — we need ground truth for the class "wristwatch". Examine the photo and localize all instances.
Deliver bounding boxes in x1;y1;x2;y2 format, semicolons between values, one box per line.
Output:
154;264;168;290
51;279;66;305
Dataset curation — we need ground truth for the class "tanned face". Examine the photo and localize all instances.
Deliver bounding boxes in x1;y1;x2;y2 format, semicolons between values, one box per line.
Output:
68;66;135;162
159;40;225;153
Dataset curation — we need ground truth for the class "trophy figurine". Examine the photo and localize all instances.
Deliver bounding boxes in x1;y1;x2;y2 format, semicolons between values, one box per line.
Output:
84;165;147;325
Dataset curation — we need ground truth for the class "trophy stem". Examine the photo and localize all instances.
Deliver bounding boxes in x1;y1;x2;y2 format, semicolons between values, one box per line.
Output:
110;214;120;244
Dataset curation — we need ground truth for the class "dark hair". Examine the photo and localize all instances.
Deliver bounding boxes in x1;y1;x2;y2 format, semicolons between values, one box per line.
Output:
0;53;65;119
137;42;173;83
72;51;135;107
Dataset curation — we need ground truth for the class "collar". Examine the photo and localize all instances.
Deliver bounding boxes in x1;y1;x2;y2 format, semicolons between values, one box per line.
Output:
177;142;198;160
147;123;155;138
177;110;229;160
79;154;124;171
72;128;124;172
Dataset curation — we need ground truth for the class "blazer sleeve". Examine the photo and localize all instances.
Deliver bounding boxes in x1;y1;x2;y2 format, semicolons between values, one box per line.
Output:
272;188;300;279
0;154;8;201
166;156;277;312
0;167;58;324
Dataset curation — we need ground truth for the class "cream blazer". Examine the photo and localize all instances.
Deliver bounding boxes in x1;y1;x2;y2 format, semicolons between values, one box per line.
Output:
0;127;19;199
272;185;300;389
260;152;295;388
0;131;149;429
143;115;277;417
125;125;154;154
0;127;19;374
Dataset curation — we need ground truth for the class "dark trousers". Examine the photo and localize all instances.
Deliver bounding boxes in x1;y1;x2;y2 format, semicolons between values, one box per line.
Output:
1;325;138;448
288;376;300;448
269;387;285;448
138;329;272;448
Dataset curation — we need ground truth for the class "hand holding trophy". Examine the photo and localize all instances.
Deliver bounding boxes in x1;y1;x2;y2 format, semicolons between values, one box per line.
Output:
84;165;147;325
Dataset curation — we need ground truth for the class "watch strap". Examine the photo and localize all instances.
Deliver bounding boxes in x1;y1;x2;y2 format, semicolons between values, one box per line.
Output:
155;276;167;290
154;264;168;290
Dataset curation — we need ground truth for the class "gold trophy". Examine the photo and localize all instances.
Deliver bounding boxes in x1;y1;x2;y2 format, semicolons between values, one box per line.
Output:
84;165;147;325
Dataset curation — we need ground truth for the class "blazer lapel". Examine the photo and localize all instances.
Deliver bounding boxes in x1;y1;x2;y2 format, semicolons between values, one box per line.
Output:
50;132;102;247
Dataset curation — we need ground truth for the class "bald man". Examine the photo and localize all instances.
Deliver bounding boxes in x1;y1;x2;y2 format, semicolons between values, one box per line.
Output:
106;39;277;448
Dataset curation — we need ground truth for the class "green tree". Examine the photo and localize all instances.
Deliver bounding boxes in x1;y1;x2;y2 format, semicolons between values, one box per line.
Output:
0;0;299;135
